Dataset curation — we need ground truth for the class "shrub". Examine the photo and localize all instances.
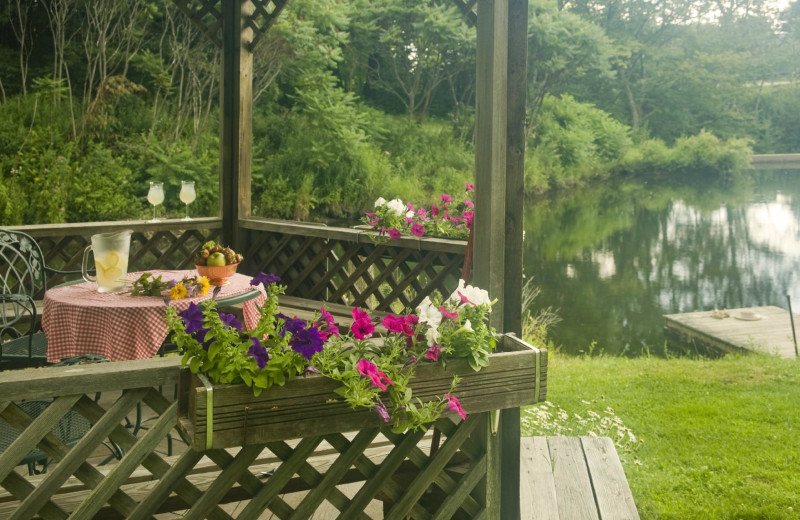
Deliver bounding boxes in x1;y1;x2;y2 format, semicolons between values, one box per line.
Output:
66;144;138;222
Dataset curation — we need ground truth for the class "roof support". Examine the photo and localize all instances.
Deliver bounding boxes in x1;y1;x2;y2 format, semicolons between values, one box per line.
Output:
500;1;528;518
474;0;527;517
474;1;509;518
220;0;253;248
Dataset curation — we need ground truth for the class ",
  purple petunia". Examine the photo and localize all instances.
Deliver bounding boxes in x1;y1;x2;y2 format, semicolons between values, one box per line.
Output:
195;328;213;350
251;272;281;287
281;316;307;338
290;326;324;360
411;222;425;237
219;312;243;330
372;399;390;423
178;303;205;334
247;337;269;369
388;228;402;239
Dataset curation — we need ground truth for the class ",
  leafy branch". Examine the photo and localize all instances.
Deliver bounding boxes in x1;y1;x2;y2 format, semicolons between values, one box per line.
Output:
165;273;496;432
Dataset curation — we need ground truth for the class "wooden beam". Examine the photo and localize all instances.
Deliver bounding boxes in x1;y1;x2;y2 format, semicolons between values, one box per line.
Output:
475;0;509;517
500;0;528;518
474;0;508;326
220;0;253;249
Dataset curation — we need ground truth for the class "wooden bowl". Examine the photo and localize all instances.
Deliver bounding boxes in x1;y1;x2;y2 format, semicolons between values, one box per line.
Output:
195;263;238;286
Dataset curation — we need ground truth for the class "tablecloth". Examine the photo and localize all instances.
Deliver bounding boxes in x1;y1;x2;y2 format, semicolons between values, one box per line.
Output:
43;270;266;363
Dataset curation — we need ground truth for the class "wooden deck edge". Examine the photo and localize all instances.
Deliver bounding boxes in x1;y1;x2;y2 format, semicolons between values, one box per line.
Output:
521;436;639;520
663;318;744;355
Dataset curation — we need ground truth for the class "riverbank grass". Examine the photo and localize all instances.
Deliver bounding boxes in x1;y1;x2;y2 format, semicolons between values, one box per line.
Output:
522;353;800;519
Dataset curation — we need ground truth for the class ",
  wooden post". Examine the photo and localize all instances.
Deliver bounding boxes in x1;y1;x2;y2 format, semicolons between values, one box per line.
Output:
475;0;509;517
501;0;528;518
220;0;253;249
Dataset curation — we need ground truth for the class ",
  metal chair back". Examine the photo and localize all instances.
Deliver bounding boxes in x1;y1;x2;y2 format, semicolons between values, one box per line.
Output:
0;229;50;369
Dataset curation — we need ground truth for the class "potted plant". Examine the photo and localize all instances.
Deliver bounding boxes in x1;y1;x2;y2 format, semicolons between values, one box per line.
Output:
166;273;546;450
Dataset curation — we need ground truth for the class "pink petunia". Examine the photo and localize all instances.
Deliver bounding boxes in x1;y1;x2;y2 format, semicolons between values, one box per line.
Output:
464;200;474;207
445;394;467;420
382;315;406;334
462;211;474;227
370;218;380;226
458;291;476;306
365;212;376;217
357;359;394;391
440;194;452;204
351;308;375;339
388;228;402;240
411;222;425;237
465;182;475;191
425;344;441;361
431;205;439;217
406;202;414;211
402;314;418;337
320;306;340;338
417;207;428;218
439;306;459;319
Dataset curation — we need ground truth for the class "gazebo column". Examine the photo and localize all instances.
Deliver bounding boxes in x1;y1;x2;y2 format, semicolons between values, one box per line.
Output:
474;0;507;517
500;1;528;518
475;0;527;517
220;0;254;247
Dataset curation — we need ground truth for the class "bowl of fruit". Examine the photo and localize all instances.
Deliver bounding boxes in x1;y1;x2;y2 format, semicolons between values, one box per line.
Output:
193;241;243;286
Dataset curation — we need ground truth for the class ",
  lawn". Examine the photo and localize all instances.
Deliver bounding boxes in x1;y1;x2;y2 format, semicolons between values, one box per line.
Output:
521;353;800;519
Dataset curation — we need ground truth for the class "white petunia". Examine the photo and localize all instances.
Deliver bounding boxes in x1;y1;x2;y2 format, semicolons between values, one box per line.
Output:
416;297;442;328
449;279;492;309
374;197;387;207
448;279;467;303
425;327;440;347
462;285;492;307
385;198;406;217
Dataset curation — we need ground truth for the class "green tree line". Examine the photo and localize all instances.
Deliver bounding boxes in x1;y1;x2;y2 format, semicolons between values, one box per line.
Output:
1;0;792;225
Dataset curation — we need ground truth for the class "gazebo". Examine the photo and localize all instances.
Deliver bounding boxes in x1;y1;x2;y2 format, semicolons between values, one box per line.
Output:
1;0;541;518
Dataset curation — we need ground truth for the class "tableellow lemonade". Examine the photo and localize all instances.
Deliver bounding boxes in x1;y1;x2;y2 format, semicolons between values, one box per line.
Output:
94;250;128;290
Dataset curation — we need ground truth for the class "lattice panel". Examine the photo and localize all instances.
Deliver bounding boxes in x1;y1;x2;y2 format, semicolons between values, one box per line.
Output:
248;0;289;50
173;0;224;47
450;0;478;26
0;387;180;519
172;0;289;50
244;230;466;313
0;388;490;519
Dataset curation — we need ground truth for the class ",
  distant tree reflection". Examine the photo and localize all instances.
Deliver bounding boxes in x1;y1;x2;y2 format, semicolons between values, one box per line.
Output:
525;171;800;356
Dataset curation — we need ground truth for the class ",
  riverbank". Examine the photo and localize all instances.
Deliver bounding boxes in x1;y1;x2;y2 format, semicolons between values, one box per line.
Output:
750;154;800;169
522;353;800;519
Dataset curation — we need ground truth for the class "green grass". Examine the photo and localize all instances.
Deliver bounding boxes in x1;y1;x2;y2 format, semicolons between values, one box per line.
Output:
522;353;800;519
